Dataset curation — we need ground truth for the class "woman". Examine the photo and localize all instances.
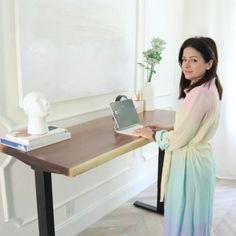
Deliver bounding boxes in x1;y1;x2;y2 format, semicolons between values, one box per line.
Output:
135;37;223;236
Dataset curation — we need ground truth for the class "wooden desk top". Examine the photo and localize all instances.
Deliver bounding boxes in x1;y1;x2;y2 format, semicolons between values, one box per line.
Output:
0;110;175;177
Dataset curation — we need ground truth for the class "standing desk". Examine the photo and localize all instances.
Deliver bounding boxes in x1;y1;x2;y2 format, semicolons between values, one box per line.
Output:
0;109;175;236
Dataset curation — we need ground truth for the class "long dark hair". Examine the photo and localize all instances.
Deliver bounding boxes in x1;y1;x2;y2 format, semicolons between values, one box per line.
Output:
178;37;223;100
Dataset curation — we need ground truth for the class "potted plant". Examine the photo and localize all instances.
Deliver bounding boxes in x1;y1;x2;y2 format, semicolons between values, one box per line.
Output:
138;37;166;82
138;37;166;110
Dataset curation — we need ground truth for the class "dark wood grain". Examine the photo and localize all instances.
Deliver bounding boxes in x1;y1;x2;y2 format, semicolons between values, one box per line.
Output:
0;110;175;176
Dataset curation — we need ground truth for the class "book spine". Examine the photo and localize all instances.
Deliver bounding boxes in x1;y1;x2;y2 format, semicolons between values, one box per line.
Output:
27;132;71;150
0;138;28;152
6;128;69;145
29;131;69;146
1;132;71;152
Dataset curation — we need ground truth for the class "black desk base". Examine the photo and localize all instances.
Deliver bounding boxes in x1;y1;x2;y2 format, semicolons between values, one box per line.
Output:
31;149;164;236
33;167;55;236
32;150;164;236
133;148;164;215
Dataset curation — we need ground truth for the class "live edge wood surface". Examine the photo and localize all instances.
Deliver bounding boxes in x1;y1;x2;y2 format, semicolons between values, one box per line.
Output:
0;110;175;177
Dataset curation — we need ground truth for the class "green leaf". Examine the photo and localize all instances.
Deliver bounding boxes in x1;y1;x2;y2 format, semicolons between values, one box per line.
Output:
137;37;166;81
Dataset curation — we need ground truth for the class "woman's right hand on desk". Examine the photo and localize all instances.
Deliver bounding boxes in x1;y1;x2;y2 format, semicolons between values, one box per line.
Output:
145;124;173;131
144;124;162;131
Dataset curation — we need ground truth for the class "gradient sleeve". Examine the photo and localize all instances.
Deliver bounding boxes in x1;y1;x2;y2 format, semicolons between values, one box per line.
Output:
155;90;209;151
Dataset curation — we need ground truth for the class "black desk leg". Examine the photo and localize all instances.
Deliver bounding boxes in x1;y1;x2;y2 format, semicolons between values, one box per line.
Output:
34;168;55;236
133;148;164;215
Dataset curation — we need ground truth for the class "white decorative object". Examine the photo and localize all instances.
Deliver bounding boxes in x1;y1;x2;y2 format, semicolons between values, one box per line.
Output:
133;100;144;113
142;82;155;111
138;37;166;111
23;92;49;135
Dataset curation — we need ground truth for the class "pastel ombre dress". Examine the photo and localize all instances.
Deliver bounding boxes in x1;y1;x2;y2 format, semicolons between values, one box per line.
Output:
155;79;220;236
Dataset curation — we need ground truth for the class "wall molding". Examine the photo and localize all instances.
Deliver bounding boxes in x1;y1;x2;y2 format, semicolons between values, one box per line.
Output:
0;116;14;132
0;157;130;228
59;166;131;220
142;152;157;161
11;106;112;132
135;0;146;92
55;164;157;236
9;91;176;132
0;156;17;222
50;93;175;128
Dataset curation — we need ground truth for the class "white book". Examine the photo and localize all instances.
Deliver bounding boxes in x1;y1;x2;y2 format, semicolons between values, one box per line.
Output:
1;131;71;152
6;126;69;145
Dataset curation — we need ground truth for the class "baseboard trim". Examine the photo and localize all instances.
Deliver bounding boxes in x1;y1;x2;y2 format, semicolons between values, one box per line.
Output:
56;169;157;236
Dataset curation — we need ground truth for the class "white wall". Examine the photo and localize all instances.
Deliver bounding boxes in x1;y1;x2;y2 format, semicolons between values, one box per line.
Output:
144;0;185;108
135;0;183;108
210;0;236;179
0;0;181;235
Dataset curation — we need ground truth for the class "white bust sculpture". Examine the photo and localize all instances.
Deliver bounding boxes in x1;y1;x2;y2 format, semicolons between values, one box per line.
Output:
23;92;50;135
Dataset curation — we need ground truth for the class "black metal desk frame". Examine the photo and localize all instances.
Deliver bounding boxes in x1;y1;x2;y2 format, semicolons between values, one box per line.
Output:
33;167;55;236
32;150;165;236
133;148;164;215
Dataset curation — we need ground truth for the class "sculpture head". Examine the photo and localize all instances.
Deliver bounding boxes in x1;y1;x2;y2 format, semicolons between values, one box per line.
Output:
23;92;49;118
23;92;50;135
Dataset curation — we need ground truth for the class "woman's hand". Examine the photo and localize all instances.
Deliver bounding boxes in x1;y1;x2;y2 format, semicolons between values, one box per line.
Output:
134;127;154;140
144;124;163;131
134;123;174;140
145;124;174;131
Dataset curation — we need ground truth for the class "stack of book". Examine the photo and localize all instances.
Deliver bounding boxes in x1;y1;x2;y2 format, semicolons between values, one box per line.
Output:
0;126;71;152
